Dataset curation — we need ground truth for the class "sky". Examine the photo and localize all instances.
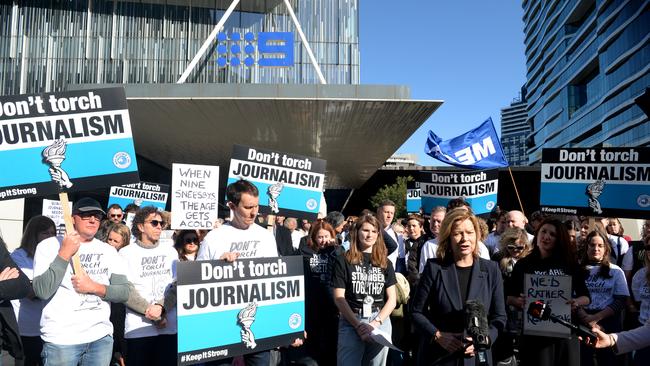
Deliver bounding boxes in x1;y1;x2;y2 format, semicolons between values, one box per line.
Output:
360;1;528;166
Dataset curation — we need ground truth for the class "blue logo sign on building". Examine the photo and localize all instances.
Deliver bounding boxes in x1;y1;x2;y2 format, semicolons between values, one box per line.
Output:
216;32;294;67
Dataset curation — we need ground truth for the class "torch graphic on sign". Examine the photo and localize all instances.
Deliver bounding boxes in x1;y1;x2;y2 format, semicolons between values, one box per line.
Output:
238;302;258;349
267;182;284;214
42;139;73;188
586;179;605;214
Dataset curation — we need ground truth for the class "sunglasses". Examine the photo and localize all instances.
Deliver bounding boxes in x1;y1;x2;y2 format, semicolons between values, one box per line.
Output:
184;237;199;244
78;212;103;221
507;245;525;251
110;214;123;218
147;220;166;228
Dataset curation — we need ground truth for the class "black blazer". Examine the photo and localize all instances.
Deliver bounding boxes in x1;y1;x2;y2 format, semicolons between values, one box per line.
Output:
411;257;506;366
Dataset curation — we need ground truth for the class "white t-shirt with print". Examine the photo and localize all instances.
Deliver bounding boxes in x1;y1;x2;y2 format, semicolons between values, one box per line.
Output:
632;267;650;324
584;263;629;311
10;248;43;336
197;223;278;260
120;242;178;338
33;237;125;345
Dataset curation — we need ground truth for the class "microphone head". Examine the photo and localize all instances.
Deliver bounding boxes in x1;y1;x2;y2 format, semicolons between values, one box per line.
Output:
465;300;490;349
527;300;550;320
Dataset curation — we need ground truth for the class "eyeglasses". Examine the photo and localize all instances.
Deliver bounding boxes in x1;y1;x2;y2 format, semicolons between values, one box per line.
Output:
78;212;103;221
110;214;123;218
184;237;199;244
147;220;166;228
507;245;525;251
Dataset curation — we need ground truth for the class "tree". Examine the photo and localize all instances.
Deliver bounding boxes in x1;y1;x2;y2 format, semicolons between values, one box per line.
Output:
369;176;413;218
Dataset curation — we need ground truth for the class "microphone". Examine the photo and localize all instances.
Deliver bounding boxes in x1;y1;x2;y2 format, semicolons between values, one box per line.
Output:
527;300;596;343
465;300;490;366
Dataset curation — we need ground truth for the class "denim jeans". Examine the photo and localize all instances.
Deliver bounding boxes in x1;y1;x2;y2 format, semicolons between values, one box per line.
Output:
42;334;113;366
337;312;392;366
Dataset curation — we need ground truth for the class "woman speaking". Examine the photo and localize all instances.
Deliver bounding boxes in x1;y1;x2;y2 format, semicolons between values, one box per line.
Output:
411;208;506;366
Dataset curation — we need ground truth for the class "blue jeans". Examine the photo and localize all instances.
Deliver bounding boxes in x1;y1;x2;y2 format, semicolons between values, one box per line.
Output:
42;335;113;366
337;312;392;366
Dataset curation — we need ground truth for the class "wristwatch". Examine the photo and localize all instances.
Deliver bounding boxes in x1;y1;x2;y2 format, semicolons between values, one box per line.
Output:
155;303;166;316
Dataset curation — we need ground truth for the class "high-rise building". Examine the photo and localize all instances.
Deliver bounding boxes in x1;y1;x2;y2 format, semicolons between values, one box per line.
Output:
522;0;649;164
0;0;360;93
0;1;442;246
501;87;529;166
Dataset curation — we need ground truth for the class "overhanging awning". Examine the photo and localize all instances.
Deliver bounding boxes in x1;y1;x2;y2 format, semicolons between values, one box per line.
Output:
71;84;442;189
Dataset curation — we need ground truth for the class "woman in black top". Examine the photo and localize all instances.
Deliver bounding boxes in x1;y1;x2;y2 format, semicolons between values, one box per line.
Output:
506;218;591;366
332;214;396;366
300;220;341;365
411;208;506;366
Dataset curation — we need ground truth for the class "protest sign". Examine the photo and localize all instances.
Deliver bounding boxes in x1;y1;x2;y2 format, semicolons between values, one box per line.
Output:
419;169;498;215
523;274;571;338
171;163;219;230
108;181;169;211
227;145;326;221
406;181;421;214
42;198;72;237
177;257;304;365
0;87;139;201
540;148;650;218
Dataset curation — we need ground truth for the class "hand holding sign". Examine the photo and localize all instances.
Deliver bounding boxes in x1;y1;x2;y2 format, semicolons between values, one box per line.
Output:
58;230;81;261
71;271;101;295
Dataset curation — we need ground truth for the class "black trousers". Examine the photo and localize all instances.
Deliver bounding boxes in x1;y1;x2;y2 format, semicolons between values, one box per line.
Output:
126;334;177;366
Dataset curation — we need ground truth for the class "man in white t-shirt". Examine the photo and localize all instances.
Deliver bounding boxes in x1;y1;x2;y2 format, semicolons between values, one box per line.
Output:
197;179;281;366
120;206;178;365
33;197;129;366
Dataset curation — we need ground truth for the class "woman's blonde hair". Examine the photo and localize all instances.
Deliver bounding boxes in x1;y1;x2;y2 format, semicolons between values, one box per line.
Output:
345;214;388;269
498;227;531;272
107;222;131;249
436;208;481;262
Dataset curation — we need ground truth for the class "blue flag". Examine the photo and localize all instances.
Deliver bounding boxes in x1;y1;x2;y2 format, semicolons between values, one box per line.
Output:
424;117;509;169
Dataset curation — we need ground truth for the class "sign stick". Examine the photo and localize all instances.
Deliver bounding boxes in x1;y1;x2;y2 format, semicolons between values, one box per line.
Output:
508;167;525;216
58;192;84;274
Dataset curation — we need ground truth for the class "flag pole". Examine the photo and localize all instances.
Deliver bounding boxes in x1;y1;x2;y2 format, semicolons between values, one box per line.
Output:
507;167;525;216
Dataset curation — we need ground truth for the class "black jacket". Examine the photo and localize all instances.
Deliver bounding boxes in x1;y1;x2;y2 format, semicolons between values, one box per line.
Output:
0;242;31;360
411;258;506;366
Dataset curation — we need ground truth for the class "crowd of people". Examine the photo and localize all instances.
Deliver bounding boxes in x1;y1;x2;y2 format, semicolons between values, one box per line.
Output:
1;178;649;366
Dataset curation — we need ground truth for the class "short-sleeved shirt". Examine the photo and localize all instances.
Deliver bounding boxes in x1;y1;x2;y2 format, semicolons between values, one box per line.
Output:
632;267;650;324
33;237;125;345
197;222;278;260
120;242;178;338
301;244;341;323
331;252;396;311
583;263;629;311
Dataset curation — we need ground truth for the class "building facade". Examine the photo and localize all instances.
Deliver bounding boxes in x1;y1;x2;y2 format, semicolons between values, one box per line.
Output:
522;0;649;164
501;88;529;166
0;0;360;95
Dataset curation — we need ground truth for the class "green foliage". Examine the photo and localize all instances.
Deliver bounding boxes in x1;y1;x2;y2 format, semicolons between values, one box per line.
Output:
369;176;413;219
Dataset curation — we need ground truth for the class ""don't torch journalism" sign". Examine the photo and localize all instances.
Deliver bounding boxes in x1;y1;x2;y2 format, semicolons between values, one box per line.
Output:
176;257;304;365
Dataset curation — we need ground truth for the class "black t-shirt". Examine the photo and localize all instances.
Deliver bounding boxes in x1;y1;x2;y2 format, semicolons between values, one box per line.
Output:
506;251;590;300
301;244;341;320
332;252;397;310
456;264;473;304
